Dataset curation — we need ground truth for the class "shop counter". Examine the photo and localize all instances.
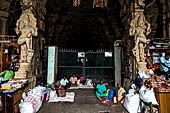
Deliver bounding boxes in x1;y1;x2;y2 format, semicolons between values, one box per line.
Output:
155;88;170;113
0;83;28;113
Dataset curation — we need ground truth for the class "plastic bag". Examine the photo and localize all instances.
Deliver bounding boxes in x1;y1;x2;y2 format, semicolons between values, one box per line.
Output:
20;102;34;113
139;86;158;105
49;90;57;100
0;96;2;107
31;86;46;96
128;84;136;94
124;94;140;113
108;89;114;99
58;86;66;97
138;71;149;78
86;79;92;86
105;89;110;96
22;92;27;100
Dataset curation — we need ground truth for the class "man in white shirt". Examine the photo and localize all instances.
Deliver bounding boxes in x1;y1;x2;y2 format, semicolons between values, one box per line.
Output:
60;76;69;89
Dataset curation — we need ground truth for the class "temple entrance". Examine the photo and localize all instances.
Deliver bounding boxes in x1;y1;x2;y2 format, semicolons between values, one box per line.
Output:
57;48;113;81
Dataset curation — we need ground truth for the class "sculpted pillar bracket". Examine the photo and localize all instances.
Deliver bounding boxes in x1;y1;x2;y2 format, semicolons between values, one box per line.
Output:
15;0;38;78
129;0;151;71
93;0;108;8
73;0;81;7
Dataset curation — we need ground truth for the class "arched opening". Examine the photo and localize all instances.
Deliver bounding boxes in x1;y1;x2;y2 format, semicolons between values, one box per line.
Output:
45;0;122;50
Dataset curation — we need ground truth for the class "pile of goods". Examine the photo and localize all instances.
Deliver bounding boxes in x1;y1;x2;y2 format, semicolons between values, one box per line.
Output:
147;76;170;92
1;79;28;90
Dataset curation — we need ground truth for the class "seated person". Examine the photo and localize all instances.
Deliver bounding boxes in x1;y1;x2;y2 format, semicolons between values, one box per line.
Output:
60;76;69;89
95;79;107;101
55;80;60;88
113;83;126;104
69;73;78;86
160;52;170;80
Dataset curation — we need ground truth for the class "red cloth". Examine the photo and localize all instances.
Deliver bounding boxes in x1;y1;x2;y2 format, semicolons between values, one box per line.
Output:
80;77;85;82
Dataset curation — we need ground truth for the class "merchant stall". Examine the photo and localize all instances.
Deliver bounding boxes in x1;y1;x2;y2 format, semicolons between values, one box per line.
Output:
0;35;28;113
132;39;170;113
146;39;170;113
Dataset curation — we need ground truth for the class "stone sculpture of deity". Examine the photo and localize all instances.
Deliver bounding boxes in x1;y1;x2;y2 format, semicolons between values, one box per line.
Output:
16;12;37;63
129;11;151;62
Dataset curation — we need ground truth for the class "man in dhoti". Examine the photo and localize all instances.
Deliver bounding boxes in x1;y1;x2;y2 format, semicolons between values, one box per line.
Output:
112;83;126;107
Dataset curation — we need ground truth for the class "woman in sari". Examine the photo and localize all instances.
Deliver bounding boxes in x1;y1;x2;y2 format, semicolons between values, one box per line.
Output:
96;79;107;101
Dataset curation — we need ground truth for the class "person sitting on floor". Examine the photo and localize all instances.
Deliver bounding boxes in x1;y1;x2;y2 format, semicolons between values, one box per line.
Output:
69;73;78;86
95;79;107;101
112;83;126;106
60;76;69;89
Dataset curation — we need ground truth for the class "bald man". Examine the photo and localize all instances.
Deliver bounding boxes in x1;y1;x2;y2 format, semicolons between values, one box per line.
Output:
113;83;126;104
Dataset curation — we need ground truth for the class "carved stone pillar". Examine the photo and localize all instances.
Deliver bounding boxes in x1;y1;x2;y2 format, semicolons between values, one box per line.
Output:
129;0;151;71
73;0;81;7
15;0;38;79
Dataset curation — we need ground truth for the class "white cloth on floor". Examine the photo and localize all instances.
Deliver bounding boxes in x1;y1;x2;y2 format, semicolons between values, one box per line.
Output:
48;92;75;102
68;85;94;89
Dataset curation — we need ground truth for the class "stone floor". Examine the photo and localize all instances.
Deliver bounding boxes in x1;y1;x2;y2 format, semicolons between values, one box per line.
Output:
38;89;128;113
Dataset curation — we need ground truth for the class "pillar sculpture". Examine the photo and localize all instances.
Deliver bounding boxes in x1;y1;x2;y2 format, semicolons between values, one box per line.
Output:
15;0;37;78
129;0;151;71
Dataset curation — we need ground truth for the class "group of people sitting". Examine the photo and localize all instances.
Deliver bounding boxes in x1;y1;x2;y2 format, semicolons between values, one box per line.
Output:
57;74;126;107
95;79;126;107
57;73;78;89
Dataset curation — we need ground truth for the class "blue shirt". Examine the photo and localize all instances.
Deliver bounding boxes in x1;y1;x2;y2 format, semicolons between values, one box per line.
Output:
160;56;170;72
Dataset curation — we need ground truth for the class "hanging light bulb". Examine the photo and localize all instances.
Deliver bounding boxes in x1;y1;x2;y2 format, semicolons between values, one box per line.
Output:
81;59;83;63
4;49;8;54
86;57;88;61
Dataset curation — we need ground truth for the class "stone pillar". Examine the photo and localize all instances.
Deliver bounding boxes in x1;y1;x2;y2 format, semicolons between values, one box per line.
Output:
1;18;7;34
15;0;38;79
0;0;10;34
114;40;122;86
129;0;151;72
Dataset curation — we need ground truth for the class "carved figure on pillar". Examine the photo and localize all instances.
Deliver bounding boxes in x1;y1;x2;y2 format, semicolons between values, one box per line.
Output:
135;0;145;8
73;0;81;7
16;12;37;63
93;0;108;8
130;11;151;62
15;0;38;79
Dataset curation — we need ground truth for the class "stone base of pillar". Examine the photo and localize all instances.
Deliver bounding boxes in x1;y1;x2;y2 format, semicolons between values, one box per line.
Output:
137;62;149;72
15;71;27;79
14;63;31;79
